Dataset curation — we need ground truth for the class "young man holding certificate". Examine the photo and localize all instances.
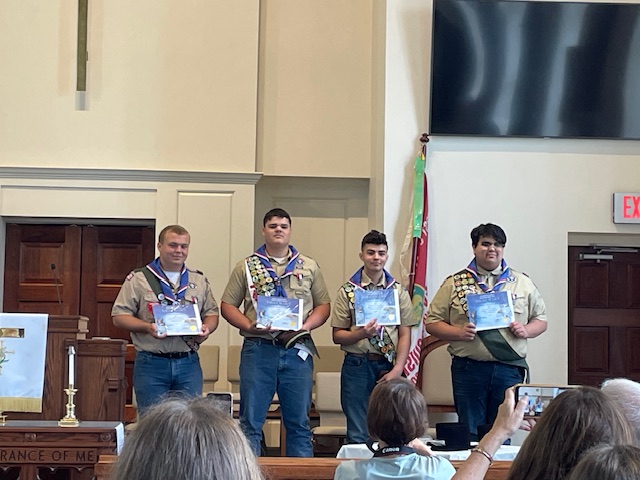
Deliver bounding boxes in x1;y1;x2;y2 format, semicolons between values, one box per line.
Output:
425;223;547;441
112;225;219;414
331;230;417;444
220;208;331;457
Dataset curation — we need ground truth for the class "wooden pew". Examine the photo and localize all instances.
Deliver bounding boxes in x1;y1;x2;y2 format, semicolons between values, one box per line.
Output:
95;454;511;480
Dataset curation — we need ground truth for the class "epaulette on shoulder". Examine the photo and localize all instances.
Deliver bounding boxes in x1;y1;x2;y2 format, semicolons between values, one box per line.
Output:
440;274;454;288
300;254;318;266
188;268;204;276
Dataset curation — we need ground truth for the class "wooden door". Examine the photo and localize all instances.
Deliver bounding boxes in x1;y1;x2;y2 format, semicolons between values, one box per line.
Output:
80;225;155;339
4;224;82;315
3;224;154;339
568;246;640;386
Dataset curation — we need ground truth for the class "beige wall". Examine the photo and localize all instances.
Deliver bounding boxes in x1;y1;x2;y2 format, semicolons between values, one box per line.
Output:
257;0;374;178
0;1;259;172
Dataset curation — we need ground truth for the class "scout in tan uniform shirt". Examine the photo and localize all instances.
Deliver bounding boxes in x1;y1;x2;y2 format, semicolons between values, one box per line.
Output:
112;224;219;414
332;230;417;444
426;223;547;441
220;208;331;457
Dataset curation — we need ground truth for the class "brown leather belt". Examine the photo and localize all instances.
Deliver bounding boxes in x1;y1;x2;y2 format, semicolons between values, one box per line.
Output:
347;352;388;362
147;351;194;359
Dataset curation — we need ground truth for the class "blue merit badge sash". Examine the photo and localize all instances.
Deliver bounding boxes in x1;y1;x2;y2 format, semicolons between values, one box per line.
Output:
457;259;529;375
342;267;397;364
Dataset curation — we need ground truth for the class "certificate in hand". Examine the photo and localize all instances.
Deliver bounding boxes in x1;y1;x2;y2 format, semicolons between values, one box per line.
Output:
256;296;303;331
152;303;202;336
354;288;401;326
466;291;514;331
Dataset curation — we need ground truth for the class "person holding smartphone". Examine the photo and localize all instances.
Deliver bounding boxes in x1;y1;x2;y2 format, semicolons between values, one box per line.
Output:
425;223;547;441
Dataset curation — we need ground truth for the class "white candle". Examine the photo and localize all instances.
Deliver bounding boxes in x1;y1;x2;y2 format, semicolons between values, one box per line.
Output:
68;345;75;386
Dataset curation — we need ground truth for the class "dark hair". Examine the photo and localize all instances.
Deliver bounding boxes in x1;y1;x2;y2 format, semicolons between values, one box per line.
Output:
470;223;507;247
158;225;190;244
361;230;388;250
567;444;640;480
506;386;634;480
111;397;263;480
367;378;426;446
262;208;292;226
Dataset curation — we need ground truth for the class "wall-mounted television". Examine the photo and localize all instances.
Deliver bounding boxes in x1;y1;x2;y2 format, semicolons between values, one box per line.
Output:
429;0;640;140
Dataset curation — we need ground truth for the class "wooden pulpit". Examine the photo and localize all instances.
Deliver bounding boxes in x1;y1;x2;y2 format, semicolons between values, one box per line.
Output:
5;315;127;422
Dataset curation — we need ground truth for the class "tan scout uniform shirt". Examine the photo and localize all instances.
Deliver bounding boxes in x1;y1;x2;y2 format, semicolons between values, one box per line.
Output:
221;250;332;339
426;266;546;361
111;268;219;353
331;271;417;355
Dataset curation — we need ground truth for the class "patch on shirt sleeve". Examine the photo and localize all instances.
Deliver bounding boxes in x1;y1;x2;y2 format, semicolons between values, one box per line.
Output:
125;271;135;281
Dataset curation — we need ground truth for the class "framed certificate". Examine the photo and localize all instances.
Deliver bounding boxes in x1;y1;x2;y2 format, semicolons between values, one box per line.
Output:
152;303;202;336
354;288;401;326
256;296;303;331
466;291;514;331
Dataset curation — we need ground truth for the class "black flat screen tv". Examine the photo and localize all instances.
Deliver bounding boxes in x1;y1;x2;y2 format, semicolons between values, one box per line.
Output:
430;0;640;140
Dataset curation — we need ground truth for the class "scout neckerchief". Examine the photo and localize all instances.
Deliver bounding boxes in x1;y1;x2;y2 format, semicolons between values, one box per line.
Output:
244;245;301;307
146;257;189;304
144;258;199;352
244;246;319;356
456;258;529;378
343;267;397;364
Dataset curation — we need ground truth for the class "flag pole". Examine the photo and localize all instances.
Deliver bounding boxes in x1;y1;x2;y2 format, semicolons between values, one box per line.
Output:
408;134;430;295
403;133;430;385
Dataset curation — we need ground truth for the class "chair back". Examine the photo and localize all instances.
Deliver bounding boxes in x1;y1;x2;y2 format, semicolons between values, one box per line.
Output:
421;342;455;408
314;372;346;428
313;345;344;379
420;337;458;436
227;344;242;394
199;343;220;392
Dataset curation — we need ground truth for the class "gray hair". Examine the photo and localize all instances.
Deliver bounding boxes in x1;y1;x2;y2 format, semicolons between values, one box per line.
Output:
567;444;640;480
111;397;263;480
601;378;640;444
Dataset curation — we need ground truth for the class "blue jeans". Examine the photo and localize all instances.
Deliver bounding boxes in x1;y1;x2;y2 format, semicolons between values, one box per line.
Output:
133;350;202;415
239;338;314;457
341;353;393;444
451;356;524;441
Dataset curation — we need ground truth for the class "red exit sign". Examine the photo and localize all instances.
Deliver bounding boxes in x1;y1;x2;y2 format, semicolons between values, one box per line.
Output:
613;193;640;224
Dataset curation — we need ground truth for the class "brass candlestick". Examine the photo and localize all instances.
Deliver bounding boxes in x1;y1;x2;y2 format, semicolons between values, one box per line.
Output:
59;385;80;427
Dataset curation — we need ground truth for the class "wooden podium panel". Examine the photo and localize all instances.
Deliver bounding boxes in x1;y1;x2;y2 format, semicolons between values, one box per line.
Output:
75;339;127;421
6;316;127;422
0;420;122;480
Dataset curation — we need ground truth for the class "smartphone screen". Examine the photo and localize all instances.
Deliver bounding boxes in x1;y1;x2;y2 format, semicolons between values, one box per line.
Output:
206;392;234;417
515;384;575;417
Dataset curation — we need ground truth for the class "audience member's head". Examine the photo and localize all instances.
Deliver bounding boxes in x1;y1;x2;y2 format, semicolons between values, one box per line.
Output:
601;378;640;444
367;378;427;446
111;397;263;480
567;444;640;480
506;386;634;480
